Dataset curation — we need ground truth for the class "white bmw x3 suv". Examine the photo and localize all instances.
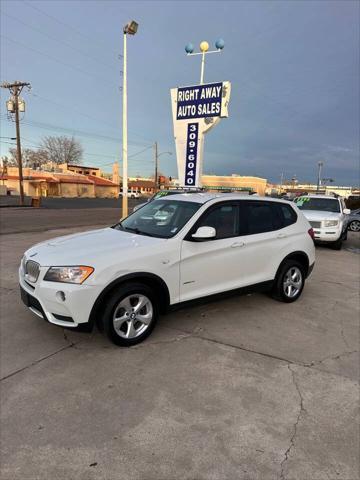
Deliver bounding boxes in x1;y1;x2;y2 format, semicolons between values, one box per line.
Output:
19;194;315;346
294;195;350;250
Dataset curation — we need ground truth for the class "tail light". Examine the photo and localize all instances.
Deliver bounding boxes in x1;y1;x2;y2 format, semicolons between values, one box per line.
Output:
308;228;315;240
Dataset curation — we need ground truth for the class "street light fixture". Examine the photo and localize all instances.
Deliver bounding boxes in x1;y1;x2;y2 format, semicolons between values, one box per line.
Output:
122;20;138;218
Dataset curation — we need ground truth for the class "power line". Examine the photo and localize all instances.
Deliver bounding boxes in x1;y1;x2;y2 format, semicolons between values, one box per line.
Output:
0;138;151;167
28;92;120;132
1;114;148;146
1;10;121;73
28;92;154;143
0;129;152;161
128;145;153;159
22;0;121;58
1;35;120;90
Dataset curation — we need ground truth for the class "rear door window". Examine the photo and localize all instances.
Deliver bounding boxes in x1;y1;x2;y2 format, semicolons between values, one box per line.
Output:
275;203;297;227
239;201;283;235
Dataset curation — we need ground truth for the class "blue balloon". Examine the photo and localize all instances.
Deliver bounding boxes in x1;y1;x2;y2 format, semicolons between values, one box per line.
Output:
185;43;194;54
215;38;225;50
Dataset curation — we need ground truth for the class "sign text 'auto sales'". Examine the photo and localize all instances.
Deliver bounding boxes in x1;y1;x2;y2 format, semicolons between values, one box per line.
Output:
176;82;223;120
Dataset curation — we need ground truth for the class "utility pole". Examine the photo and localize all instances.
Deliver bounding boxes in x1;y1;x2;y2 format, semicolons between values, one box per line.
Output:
317;161;324;192
1;81;31;206
154;142;158;192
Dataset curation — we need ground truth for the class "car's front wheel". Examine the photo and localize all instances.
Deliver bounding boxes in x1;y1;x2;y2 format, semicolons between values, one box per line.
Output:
349;220;360;232
330;238;342;250
271;260;305;303
103;283;158;346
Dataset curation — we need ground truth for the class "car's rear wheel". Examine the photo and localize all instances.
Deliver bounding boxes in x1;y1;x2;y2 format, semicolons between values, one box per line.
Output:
103;283;158;346
349;220;360;232
271;260;305;303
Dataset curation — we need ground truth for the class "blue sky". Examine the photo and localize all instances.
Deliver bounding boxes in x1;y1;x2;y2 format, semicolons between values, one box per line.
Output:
1;0;359;185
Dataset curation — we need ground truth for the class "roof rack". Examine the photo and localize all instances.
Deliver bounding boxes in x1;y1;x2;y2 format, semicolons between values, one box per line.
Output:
161;186;206;192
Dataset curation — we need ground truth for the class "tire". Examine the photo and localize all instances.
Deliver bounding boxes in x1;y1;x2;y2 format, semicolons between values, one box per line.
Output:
271;260;305;303
349;220;360;232
102;282;158;346
330;238;342;250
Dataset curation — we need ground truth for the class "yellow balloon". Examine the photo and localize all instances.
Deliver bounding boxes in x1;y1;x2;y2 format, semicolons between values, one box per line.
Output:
200;41;209;52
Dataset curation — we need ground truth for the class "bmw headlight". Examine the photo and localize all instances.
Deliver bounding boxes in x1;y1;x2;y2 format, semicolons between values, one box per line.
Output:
44;266;94;284
323;220;339;227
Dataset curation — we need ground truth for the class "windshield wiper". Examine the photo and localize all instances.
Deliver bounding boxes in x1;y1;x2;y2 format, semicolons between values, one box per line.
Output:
112;221;124;230
123;226;156;237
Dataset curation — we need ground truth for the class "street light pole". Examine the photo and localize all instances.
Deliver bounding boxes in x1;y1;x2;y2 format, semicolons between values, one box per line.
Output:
317;161;324;192
154;144;172;191
122;31;128;217
154;141;158;192
121;20;138;218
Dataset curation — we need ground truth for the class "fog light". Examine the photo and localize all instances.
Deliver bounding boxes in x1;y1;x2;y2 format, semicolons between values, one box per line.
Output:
56;291;66;302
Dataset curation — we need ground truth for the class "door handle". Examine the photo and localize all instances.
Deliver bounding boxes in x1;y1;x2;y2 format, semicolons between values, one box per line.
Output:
231;241;245;248
277;233;287;239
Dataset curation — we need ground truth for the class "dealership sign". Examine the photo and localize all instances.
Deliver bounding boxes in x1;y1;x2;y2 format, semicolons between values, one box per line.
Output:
171;81;231;187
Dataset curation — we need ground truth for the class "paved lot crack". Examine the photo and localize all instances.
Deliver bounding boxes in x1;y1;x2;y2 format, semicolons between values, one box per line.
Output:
132;332;192;350
0;286;17;293
0;344;76;382
306;349;358;368
63;329;76;347
164;326;358;380
340;319;351;350
196;335;298;365
279;365;306;480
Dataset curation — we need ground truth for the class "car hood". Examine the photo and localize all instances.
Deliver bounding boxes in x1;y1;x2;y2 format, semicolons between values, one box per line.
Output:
301;210;341;221
25;227;164;266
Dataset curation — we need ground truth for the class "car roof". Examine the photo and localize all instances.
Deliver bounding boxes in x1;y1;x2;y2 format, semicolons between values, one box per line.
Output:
158;192;293;205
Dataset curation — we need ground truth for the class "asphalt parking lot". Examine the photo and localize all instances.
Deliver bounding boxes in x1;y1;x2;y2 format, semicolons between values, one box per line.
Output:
0;210;359;480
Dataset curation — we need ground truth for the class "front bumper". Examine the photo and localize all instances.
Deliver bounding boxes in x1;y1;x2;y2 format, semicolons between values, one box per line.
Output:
312;227;342;243
19;267;101;327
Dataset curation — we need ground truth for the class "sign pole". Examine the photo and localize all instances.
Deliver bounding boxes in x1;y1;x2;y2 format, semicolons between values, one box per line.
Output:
200;51;205;85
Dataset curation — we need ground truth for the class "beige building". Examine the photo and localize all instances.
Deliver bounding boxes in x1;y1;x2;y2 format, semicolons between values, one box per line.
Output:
272;183;357;198
201;174;267;195
1;165;119;198
61;164;101;177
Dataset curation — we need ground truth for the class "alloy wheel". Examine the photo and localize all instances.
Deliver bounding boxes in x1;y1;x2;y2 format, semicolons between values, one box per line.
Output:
283;266;303;298
349;220;360;232
113;294;153;339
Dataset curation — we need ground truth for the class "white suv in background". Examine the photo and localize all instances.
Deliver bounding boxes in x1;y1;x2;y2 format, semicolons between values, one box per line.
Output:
19;194;315;346
294;195;350;250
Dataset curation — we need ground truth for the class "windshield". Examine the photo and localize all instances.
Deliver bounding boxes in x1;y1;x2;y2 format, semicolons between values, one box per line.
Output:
114;199;201;238
294;197;340;213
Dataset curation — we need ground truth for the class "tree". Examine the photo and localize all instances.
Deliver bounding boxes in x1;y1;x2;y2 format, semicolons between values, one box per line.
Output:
39;136;83;165
7;148;47;168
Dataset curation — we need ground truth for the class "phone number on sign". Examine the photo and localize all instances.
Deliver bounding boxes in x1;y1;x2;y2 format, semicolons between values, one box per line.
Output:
185;123;199;186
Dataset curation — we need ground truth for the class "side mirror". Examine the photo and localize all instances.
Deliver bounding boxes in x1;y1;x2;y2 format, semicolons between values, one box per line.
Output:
191;226;216;240
343;208;351;215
